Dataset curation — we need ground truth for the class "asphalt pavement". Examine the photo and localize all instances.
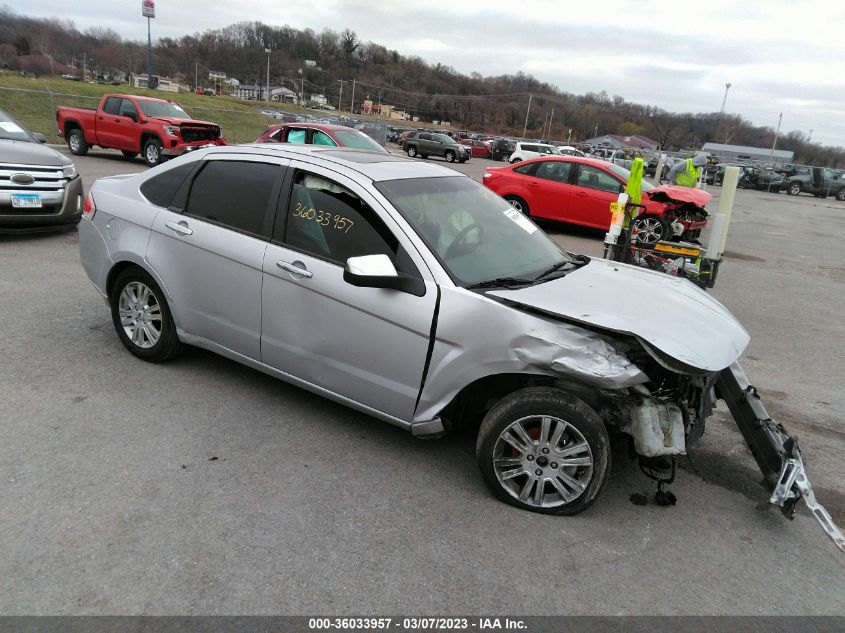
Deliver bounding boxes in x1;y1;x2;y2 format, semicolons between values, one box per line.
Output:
1;146;844;614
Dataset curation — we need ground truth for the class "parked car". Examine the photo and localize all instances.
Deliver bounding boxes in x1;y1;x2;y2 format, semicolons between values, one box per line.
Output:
556;145;587;157
459;138;492;159
404;132;470;163
56;94;227;168
508;142;561;163
0;107;84;234
78;144;753;517
255;123;388;153
490;138;516;162
482;156;710;244
784;167;845;200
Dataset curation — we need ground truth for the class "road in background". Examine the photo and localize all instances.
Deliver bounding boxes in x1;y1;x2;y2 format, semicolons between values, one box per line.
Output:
1;148;844;614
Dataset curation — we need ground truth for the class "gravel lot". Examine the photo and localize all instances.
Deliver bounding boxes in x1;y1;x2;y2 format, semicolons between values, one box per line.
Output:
1;147;844;614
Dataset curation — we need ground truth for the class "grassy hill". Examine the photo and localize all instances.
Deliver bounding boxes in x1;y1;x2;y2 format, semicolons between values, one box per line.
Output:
0;74;420;144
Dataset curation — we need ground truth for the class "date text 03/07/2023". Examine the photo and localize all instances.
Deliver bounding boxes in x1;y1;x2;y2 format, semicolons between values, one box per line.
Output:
307;617;528;630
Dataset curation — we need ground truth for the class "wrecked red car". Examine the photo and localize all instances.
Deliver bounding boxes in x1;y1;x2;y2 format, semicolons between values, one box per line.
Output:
483;156;711;244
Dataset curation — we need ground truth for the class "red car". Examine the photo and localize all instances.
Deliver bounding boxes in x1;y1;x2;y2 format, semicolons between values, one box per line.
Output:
483;156;712;243
255;123;387;153
459;139;492;159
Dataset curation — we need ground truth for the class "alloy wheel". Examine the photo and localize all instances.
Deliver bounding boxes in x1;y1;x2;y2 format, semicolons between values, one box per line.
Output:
492;414;594;509
634;217;664;244
118;281;162;349
146;144;160;165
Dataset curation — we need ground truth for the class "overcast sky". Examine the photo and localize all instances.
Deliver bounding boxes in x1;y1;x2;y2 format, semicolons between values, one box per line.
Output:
16;0;845;146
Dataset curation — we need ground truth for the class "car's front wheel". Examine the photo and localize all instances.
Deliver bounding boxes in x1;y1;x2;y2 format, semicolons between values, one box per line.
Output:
837;188;845;202
476;388;610;515
143;139;164;168
632;214;669;244
445;150;456;163
110;267;183;362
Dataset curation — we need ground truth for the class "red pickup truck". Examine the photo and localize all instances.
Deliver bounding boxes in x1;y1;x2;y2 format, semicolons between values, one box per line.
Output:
56;94;226;167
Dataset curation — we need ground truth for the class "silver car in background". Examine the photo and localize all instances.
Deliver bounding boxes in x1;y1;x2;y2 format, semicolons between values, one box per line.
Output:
79;144;750;516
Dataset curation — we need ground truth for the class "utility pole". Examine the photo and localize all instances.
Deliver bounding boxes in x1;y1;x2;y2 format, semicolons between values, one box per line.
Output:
808;129;814;143
82;52;86;81
350;78;356;114
336;79;345;112
720;82;732;115
195;61;198;91
548;108;555;139
521;93;533;139
145;12;153;89
265;48;271;103
770;112;783;156
594;123;599;138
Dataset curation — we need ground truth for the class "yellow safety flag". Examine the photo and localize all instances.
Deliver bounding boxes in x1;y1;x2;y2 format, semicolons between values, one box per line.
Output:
626;157;644;205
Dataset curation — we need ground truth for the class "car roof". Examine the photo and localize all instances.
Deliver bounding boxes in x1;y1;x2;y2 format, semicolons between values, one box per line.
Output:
508;155;617;169
207;144;462;182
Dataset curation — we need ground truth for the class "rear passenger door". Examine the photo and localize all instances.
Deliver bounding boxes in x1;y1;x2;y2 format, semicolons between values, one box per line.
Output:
522;160;574;222
260;163;437;421
146;155;287;360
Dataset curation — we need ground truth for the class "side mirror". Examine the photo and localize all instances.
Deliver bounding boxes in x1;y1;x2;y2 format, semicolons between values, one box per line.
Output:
343;254;424;296
32;132;46;143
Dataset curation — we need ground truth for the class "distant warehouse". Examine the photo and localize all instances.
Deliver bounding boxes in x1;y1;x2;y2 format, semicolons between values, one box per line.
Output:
702;143;794;165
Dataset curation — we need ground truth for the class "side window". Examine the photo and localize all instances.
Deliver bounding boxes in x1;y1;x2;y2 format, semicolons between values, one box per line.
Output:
119;99;138;119
576;165;622;193
513;162;540;176
283;171;398;265
312;130;338;146
102;97;121;115
419;133;432;141
185;160;280;238
140;161;196;207
534;161;572;183
287;129;306;144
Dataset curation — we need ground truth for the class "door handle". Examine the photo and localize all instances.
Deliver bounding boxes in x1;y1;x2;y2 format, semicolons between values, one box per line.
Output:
114;118;121;122
576;191;588;196
165;221;193;236
277;260;313;278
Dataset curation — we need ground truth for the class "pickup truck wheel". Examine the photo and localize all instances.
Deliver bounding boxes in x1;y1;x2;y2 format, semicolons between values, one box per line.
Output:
504;195;530;217
122;151;139;159
143;139;164;167
110;267;183;363
476;387;610;516
407;146;417;158
67;129;88;156
445;150;456;163
632;214;668;244
787;182;802;196
837;189;845;202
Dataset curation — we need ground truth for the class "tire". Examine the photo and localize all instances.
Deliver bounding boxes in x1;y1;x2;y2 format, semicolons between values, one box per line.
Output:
122;150;139;159
510;157;522;164
407;145;417;158
632;214;669;244
67;129;88;156
445;150;456;163
476;387;610;516
787;182;802;196
110;267;183;363
837;189;845;202
504;195;529;216
143;138;164;167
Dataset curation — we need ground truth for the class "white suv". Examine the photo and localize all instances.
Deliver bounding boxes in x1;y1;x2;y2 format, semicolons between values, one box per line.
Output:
508;142;561;163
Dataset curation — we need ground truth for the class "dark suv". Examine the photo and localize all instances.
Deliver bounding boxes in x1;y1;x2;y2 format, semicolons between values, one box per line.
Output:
404;132;470;163
490;138;516;162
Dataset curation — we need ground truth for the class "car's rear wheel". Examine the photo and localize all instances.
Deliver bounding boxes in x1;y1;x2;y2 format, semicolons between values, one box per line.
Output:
504;195;529;216
407;146;417;158
787;182;801;196
476;387;610;516
67;129;88;156
143;139;164;168
633;214;668;244
110;267;183;363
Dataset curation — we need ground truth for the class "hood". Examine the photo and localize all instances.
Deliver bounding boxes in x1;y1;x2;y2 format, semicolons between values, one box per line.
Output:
646;185;712;207
488;259;749;372
0;139;72;167
149;117;220;129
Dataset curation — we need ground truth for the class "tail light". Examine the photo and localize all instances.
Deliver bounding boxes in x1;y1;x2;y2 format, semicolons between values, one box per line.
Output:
82;190;96;219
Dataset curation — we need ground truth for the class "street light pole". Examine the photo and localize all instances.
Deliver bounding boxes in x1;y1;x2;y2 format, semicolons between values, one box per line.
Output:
146;16;152;89
265;48;271;104
337;79;345;112
720;82;732;115
521;93;533;139
770;112;783;156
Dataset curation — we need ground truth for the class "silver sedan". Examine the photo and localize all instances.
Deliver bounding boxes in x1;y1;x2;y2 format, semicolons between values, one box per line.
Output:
79;144;749;516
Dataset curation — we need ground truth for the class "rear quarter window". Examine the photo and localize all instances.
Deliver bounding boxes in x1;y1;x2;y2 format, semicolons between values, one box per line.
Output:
140;162;196;208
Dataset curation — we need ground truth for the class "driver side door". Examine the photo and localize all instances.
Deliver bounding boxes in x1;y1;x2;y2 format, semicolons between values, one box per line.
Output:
260;163;437;422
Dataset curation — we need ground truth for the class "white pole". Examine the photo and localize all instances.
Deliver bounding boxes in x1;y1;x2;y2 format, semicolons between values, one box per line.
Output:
350;78;356;114
714;165;740;256
265;49;271;103
522;93;532;139
770;112;782;156
654;155;666;184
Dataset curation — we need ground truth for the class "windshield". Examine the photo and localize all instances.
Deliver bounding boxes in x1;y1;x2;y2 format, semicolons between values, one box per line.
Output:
334;130;388;153
606;163;656;190
0;110;36;142
137;101;191;119
434;133;457;144
376;176;570;286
